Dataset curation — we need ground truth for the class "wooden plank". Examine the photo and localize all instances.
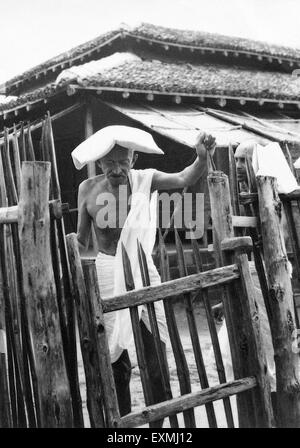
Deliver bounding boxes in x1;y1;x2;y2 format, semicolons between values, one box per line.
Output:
18;162;73;427
228;143;240;217
232;215;257;228
0;201;71;225
26;125;36;162
43;114;83;427
137;240;179;428
1;131;27;427
207;171;234;268
257;175;300;427
11;126;21;198
18;123;26;163
208;170;255;428
84;102;98;252
56;219;83;428
0;258;11;427
85;103;96;178
191;237;235;428
82;259;121;428
66;234;106;428
121;377;257;428
0;206;18;224
121;244;155;424
234;252;274;427
174;228;217;428
157;230;196;428
245;154;257;193
103;264;240;313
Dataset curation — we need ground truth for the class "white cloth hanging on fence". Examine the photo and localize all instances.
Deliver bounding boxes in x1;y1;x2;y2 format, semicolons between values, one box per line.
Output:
95;168;167;364
252;142;300;194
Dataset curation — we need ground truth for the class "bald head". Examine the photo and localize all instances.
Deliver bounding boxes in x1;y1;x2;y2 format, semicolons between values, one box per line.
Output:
235;140;256;159
235;140;256;183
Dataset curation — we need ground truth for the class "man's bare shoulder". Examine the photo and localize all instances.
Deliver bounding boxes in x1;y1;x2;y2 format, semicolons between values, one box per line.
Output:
78;174;105;194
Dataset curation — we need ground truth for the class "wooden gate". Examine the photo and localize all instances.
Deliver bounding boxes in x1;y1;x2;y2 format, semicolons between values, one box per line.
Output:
67;229;274;428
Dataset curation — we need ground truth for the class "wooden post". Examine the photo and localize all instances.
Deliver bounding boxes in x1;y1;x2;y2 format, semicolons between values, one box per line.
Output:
228;143;240;217
84;101;98;252
44;114;83;427
208;170;255;427
221;237;274;428
18;162;73;428
158;229;196;428
191;237;235;428
82;259;121;428
137;240;179;429
85;102;96;178
66;233;106;428
207;171;234;268
174;228;217;428
257;175;300;427
0;264;11;427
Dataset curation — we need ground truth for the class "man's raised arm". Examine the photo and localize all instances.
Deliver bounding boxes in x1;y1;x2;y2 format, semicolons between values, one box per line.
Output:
76;181;92;253
151;132;216;191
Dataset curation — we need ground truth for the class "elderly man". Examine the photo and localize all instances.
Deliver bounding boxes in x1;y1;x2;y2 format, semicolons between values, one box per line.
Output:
234;140;256;192
73;125;215;419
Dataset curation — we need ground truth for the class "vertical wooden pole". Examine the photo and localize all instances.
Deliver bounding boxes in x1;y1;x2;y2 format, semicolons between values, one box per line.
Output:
137;240;179;428
0;264;11;427
85;102;96;178
84;101;98;252
221;237;274;428
174;228;217;428
228;143;240;217
158;229;196;428
208;170;254;427
66;233;106;428
257;175;300;427
191;237;235;428
18;162;73;427
82;259;121;428
207;171;234;268
121;244;156;425
44;114;83;427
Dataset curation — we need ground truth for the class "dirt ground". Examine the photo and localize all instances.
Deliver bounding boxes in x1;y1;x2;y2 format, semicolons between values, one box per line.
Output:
77;300;238;428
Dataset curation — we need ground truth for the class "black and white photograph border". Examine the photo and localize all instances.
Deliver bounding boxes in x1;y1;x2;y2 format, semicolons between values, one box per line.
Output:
0;0;300;433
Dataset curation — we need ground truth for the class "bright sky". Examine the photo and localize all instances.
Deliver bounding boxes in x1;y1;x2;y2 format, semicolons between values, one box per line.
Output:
1;0;300;83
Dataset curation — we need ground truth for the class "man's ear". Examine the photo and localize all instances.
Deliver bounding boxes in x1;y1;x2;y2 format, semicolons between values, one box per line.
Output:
131;154;138;168
97;160;103;173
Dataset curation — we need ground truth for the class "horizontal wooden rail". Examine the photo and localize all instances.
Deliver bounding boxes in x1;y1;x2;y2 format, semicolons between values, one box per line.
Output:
239;190;300;205
90;262;240;312
0;201;69;224
120;377;257;427
232;215;257;228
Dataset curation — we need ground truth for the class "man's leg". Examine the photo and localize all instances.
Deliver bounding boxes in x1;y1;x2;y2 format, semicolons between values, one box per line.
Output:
140;320;169;427
112;349;132;417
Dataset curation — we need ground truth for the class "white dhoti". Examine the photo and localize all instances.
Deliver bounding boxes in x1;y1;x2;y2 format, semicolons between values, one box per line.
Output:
96;251;167;363
95;168;167;363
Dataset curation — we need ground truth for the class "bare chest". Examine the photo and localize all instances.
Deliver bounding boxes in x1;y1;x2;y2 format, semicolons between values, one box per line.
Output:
86;185;131;231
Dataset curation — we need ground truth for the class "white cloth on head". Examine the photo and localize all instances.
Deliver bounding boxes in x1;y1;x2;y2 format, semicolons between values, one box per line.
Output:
95;168;167;363
71;125;164;170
